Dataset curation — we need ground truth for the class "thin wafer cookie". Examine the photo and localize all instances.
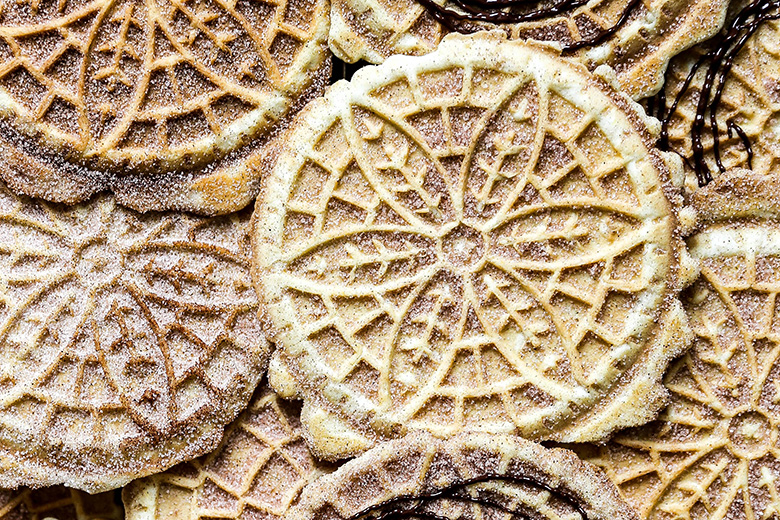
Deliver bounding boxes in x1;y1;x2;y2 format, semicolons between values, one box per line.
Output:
122;383;332;520
573;171;780;520
0;181;269;492
253;32;691;460
329;0;728;100
0;0;329;214
287;432;637;520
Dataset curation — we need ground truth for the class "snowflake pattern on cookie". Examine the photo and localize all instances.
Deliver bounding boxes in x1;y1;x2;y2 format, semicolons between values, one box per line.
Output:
254;34;687;460
581;214;780;520
0;0;327;170
0;183;269;492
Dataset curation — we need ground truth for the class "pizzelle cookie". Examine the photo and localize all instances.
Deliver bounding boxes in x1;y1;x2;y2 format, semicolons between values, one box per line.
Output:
0;487;122;520
328;0;728;100
653;4;780;189
0;0;329;214
122;383;332;520
253;32;692;461
287;432;637;520
0;181;269;492
572;171;780;520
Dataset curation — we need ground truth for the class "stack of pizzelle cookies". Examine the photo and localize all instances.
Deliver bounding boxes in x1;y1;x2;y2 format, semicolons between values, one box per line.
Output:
0;0;778;519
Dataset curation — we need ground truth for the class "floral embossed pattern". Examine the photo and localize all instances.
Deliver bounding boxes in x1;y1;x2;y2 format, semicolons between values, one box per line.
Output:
579;216;780;520
0;182;269;491
0;0;329;214
0;0;325;167
253;34;685;460
123;385;332;520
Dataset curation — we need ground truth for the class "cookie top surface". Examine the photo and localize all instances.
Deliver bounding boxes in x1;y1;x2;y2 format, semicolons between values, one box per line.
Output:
287;432;637;520
253;33;686;460
0;181;269;492
328;0;728;99
657;12;780;188
574;174;780;520
0;0;329;214
0;487;122;520
122;383;333;520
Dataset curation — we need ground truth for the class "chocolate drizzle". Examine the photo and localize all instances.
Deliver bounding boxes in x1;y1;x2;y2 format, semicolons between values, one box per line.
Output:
652;0;779;186
415;0;642;52
344;474;590;520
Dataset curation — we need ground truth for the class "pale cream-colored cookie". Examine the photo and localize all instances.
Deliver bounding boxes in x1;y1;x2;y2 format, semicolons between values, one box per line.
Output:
0;0;329;214
252;32;691;461
0;180;269;492
329;0;728;100
0;487;122;520
122;383;333;520
659;12;780;189
572;171;780;520
288;431;637;520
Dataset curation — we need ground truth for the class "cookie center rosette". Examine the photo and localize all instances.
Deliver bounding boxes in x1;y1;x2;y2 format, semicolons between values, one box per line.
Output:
252;32;690;460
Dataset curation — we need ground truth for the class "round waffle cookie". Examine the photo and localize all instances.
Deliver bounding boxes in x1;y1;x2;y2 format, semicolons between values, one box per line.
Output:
287;431;637;520
253;32;691;461
328;0;728;100
654;6;780;189
0;0;329;214
572;171;780;520
123;383;333;520
0;180;269;492
0;487;122;520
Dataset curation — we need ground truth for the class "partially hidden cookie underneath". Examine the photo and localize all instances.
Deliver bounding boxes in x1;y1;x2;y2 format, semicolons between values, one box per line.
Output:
253;32;692;461
122;382;333;520
328;0;728;100
287;432;638;520
0;180;269;492
0;487;122;520
0;0;329;215
653;9;780;190
570;171;780;519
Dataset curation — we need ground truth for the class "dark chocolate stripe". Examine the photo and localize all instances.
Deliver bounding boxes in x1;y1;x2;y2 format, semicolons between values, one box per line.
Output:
415;0;642;52
345;474;590;520
655;0;780;186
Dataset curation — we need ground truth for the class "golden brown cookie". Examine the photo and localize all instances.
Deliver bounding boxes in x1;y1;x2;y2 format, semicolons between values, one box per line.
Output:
654;6;780;189
122;382;333;520
329;0;728;100
0;0;330;214
572;171;780;520
287;431;638;520
0;181;269;492
252;32;691;461
0;487;122;520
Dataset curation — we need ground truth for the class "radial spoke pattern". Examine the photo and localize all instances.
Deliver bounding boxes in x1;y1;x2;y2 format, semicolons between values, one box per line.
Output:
0;0;327;169
579;221;780;520
0;182;269;491
255;35;678;457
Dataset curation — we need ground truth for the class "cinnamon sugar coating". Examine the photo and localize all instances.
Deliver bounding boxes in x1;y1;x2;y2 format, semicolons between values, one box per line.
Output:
253;33;691;460
0;0;330;214
0;182;269;492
